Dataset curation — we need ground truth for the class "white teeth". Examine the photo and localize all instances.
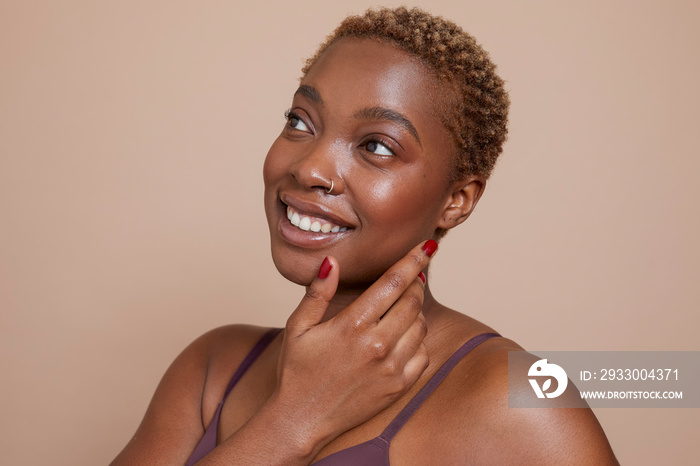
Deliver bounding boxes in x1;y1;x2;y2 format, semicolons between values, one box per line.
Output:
285;205;349;234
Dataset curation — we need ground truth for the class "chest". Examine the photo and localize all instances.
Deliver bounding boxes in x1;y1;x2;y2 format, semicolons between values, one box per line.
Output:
215;362;482;465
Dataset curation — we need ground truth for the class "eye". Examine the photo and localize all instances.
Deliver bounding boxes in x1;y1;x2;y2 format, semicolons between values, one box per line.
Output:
365;140;394;156
284;109;310;132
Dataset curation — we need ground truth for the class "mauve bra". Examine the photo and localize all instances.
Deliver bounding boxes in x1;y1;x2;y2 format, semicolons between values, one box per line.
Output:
185;328;500;465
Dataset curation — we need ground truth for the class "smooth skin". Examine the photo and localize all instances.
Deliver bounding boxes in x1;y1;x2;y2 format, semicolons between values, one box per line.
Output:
111;38;617;465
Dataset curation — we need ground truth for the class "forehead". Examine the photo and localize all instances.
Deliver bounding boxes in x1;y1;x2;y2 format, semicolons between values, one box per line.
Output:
300;38;448;137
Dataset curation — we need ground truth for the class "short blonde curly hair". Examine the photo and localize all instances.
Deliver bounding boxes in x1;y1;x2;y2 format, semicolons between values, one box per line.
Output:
303;7;509;181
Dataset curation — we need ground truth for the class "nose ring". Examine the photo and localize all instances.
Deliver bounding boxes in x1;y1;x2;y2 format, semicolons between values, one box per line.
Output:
326;179;334;194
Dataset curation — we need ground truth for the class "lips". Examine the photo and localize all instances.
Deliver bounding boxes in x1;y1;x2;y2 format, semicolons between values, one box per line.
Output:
277;194;355;246
286;205;349;233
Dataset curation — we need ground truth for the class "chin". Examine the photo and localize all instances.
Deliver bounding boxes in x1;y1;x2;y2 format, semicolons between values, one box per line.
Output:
269;243;321;287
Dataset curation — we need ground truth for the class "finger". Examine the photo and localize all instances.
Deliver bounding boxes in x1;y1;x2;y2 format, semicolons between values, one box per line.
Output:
388;311;428;371
400;341;430;389
375;276;425;343
285;256;339;337
341;240;437;325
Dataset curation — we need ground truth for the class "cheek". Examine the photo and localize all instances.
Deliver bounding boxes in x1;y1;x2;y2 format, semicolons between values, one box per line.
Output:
263;137;291;228
365;176;393;201
363;175;443;229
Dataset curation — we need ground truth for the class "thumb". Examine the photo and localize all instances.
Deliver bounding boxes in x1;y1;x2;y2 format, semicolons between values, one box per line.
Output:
286;256;339;336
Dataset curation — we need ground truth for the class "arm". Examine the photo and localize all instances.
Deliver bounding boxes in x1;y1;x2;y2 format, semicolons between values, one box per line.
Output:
112;241;437;465
199;242;436;464
109;326;330;466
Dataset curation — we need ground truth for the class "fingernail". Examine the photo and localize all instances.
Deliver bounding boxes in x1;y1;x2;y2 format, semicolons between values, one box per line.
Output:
422;239;438;257
418;271;426;283
317;257;332;279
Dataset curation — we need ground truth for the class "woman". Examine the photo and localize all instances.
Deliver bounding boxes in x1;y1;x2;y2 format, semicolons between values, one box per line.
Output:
112;7;617;465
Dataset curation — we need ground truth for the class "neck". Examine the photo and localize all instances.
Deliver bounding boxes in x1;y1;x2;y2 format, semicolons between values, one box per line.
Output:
317;281;442;325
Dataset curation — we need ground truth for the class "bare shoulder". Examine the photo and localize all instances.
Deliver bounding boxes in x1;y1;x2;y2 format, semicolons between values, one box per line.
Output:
433;335;618;465
110;324;278;465
198;324;279;368
198;325;281;410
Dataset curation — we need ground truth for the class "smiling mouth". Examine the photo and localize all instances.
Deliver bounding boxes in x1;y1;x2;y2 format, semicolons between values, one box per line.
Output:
286;205;350;234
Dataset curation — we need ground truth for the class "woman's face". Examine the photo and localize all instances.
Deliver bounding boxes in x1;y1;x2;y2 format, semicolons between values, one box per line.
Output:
264;38;458;288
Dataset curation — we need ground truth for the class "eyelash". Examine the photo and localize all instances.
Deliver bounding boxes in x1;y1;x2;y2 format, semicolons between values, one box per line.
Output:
283;109;395;157
363;138;395;157
284;109;308;131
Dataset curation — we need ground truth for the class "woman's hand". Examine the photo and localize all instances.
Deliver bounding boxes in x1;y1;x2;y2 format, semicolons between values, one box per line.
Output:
271;240;437;453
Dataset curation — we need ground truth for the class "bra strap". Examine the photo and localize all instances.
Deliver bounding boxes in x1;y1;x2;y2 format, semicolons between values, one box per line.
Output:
185;327;283;466
222;328;283;401
379;332;500;442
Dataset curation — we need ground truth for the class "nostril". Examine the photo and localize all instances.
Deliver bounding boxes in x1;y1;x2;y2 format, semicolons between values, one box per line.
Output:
287;145;342;193
293;170;340;194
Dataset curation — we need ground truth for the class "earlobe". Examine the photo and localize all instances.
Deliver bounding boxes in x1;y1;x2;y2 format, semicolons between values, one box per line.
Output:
437;177;485;230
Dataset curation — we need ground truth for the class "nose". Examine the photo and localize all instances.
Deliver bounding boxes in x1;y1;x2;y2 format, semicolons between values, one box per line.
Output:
289;137;344;194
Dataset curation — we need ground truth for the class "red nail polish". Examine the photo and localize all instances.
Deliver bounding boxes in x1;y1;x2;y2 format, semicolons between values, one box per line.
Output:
422;239;438;257
317;257;332;279
418;271;426;283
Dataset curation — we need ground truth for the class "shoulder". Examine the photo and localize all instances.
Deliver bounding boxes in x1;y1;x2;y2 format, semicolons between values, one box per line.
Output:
160;324;277;403
197;325;282;411
111;324;280;465
195;324;279;365
436;335;618;465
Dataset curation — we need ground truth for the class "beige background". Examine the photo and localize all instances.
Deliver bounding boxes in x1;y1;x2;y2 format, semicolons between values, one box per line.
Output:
1;0;698;464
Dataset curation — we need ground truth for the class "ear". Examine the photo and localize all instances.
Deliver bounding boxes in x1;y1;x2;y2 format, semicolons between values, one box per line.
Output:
436;176;486;231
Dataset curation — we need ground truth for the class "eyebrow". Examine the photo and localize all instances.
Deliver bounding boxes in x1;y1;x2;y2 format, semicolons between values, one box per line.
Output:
293;85;421;146
354;106;421;146
294;85;323;105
